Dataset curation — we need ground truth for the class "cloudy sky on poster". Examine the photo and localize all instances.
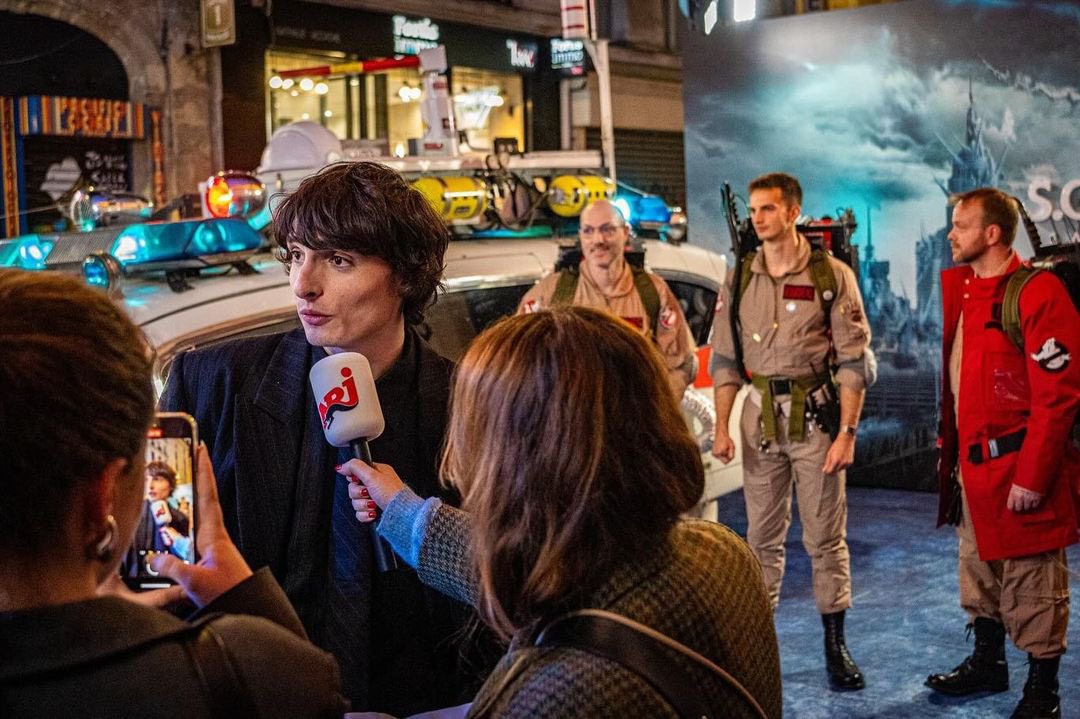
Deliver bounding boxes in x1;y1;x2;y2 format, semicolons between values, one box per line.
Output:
682;0;1080;301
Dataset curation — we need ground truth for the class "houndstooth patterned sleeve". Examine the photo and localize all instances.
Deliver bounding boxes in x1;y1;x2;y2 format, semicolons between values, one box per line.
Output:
380;488;479;607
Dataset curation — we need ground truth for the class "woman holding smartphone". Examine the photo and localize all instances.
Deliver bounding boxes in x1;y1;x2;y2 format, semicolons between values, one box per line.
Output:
0;269;346;717
344;307;782;718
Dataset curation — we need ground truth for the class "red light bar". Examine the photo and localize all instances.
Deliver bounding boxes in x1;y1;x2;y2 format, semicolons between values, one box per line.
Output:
147;427;164;438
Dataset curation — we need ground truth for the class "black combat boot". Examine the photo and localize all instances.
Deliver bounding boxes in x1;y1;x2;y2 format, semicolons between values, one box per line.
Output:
822;610;865;690
1010;655;1061;719
925;617;1008;695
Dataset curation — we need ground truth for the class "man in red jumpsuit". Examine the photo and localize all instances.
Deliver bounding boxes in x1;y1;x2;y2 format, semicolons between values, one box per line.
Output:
927;187;1079;719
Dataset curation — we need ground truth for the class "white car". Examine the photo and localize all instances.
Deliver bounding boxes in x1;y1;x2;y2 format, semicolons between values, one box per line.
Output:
3;222;744;517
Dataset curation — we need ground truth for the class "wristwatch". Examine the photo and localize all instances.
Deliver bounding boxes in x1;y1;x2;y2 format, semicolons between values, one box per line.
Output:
841;424;858;437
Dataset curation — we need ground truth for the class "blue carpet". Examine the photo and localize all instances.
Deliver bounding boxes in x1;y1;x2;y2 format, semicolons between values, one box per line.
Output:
716;487;1080;718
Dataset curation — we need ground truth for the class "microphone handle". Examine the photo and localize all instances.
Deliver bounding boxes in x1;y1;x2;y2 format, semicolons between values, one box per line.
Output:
349;438;400;572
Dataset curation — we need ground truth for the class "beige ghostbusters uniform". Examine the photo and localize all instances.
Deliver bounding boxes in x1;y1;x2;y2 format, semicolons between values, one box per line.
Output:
518;260;697;397
711;237;871;613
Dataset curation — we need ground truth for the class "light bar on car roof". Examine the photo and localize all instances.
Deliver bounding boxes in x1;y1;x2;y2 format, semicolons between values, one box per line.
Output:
0;235;56;270
2;217;268;294
111;217;264;266
614;193;671;228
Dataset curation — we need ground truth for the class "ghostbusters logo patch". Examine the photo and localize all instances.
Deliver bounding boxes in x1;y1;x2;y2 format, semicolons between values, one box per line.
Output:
1030;338;1070;373
522;299;540;314
660;305;678;330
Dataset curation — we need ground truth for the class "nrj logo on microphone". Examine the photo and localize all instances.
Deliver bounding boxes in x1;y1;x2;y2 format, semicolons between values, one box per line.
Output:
318;367;359;429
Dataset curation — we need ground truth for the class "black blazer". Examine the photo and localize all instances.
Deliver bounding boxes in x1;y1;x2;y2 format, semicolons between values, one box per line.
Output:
161;328;484;714
160;328;453;576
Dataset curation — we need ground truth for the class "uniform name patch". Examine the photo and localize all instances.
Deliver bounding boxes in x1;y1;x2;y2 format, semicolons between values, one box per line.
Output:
1030;338;1070;373
783;285;815;301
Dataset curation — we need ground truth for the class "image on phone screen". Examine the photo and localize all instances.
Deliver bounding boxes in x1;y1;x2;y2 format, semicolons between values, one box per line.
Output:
121;413;197;589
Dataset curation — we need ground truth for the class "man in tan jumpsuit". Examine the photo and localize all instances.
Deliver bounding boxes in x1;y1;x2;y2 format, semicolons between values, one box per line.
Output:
711;173;872;691
517;199;697;397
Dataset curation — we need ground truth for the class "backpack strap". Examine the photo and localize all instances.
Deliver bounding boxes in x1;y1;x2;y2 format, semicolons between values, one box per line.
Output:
551;268;579;307
535;609;769;719
807;249;838;322
631;266;662;340
737;250;757;303
184;619;259;719
1002;266;1040;350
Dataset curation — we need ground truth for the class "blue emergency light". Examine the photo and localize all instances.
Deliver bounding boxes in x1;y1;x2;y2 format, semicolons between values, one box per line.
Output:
614;194;671;228
0;235;56;270
1;217;268;295
111;217;263;265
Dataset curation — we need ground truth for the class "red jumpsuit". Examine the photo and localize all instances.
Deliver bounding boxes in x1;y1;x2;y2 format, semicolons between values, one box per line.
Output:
937;258;1079;656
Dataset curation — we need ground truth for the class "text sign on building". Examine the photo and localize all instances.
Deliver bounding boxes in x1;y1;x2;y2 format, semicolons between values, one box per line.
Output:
393;15;440;55
506;39;538;70
201;0;236;48
18;97;146;139
551;39;585;74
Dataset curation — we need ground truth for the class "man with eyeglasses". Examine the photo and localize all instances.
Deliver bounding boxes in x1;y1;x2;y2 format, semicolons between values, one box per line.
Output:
516;199;697;398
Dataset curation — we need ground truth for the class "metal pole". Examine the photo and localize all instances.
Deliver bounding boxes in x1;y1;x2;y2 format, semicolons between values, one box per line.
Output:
584;39;616;182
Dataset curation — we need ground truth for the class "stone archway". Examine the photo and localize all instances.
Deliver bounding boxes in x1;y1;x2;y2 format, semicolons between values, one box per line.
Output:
0;1;216;201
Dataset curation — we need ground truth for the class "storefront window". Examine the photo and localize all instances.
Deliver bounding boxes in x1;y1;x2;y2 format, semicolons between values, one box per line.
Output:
451;67;524;152
268;50;360;140
266;52;525;156
385;68;424;157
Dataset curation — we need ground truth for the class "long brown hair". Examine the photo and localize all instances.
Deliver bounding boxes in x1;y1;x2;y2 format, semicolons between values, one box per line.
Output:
442;307;704;639
0;270;154;556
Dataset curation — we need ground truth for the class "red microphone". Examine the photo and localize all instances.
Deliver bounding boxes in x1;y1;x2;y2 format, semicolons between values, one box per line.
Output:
310;352;399;572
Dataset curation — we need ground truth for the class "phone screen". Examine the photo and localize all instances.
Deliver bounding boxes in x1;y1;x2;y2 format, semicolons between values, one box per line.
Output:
121;413;197;590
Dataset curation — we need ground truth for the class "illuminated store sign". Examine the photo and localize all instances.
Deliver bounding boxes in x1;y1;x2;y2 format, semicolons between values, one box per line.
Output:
506;39;538;70
550;39;585;74
393;15;440;55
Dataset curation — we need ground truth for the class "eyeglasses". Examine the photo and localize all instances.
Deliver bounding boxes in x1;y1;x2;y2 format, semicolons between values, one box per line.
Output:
579;223;624;238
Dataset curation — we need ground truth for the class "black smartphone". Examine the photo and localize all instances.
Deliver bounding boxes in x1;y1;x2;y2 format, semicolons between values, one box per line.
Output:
121;412;198;590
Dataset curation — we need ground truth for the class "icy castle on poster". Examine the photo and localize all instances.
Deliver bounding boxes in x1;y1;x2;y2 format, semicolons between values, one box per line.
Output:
917;82;1005;333
852;83;1005;488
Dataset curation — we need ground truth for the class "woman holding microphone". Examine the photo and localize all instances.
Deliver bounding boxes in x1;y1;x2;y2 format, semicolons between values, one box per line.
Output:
344;307;781;718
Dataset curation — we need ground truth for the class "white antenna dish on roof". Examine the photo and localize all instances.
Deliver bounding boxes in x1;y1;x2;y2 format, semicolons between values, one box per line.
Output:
258;121;343;174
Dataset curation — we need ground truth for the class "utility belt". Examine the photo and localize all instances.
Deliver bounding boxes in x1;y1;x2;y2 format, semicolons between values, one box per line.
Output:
750;373;837;443
967;429;1026;465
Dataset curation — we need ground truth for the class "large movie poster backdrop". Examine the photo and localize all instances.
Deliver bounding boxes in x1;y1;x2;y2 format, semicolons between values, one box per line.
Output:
682;0;1080;489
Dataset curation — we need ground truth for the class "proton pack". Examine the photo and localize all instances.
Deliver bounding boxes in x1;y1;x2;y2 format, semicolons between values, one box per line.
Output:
1003;199;1080;441
1001;200;1080;350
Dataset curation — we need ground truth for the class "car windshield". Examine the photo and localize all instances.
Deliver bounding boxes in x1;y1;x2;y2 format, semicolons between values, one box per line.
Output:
152;273;716;390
